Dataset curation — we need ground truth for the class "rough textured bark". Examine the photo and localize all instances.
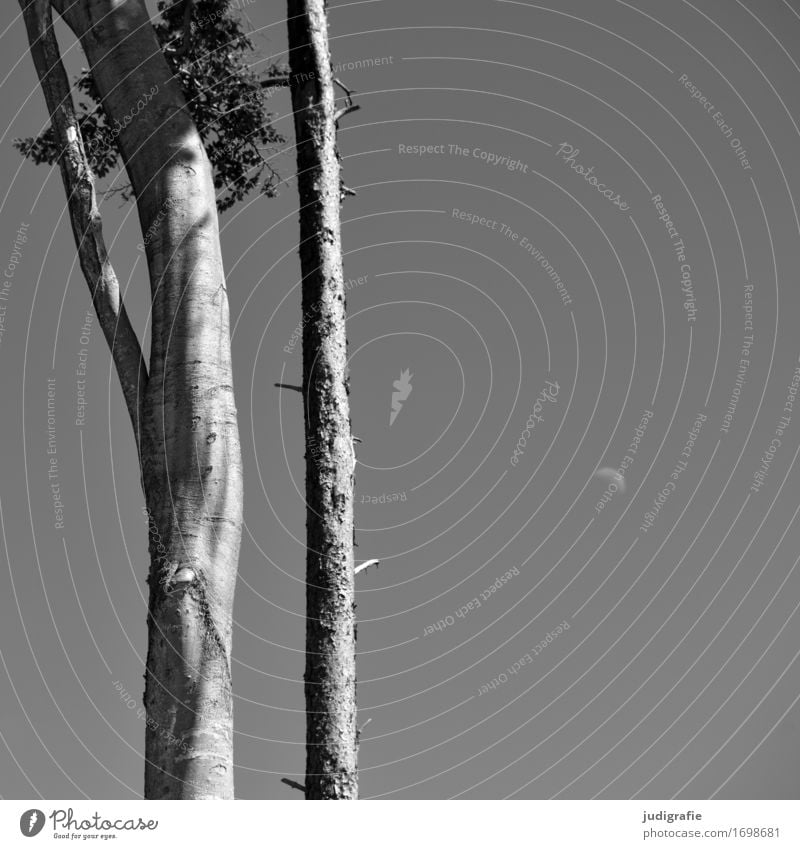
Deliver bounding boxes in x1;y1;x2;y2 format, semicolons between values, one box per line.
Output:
22;0;243;799
287;0;358;800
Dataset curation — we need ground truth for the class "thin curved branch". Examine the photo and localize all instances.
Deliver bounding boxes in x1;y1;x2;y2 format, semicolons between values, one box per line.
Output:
19;0;148;446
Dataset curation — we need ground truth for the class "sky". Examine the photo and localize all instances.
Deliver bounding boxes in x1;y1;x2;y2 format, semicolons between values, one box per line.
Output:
1;0;800;800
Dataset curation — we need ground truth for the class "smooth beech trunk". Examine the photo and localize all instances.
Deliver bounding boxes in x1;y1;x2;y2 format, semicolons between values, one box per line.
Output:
287;0;358;800
22;0;243;798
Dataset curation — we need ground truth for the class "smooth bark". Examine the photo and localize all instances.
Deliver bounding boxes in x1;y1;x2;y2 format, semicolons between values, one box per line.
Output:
287;0;358;800
22;0;243;799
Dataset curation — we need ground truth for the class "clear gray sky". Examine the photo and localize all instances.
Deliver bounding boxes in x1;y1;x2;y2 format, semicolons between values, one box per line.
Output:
2;0;800;799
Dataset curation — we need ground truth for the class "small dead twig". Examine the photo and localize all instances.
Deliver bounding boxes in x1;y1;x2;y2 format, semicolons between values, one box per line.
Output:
260;77;290;89
281;777;306;793
333;103;360;124
333;78;359;204
333;77;355;108
354;558;380;576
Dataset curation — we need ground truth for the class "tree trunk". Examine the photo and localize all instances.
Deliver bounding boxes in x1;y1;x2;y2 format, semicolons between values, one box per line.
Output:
23;0;243;799
286;0;358;800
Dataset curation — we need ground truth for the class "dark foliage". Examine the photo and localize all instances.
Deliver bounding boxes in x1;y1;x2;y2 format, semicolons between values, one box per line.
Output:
15;0;287;212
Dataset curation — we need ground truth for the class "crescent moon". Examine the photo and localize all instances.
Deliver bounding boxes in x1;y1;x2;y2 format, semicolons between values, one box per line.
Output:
595;467;626;493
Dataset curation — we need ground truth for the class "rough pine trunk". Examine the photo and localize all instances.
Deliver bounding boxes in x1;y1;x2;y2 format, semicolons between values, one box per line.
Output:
287;0;358;800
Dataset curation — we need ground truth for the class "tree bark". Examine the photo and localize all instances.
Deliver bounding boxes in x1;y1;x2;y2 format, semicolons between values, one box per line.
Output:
18;0;147;440
22;0;243;799
286;0;358;800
